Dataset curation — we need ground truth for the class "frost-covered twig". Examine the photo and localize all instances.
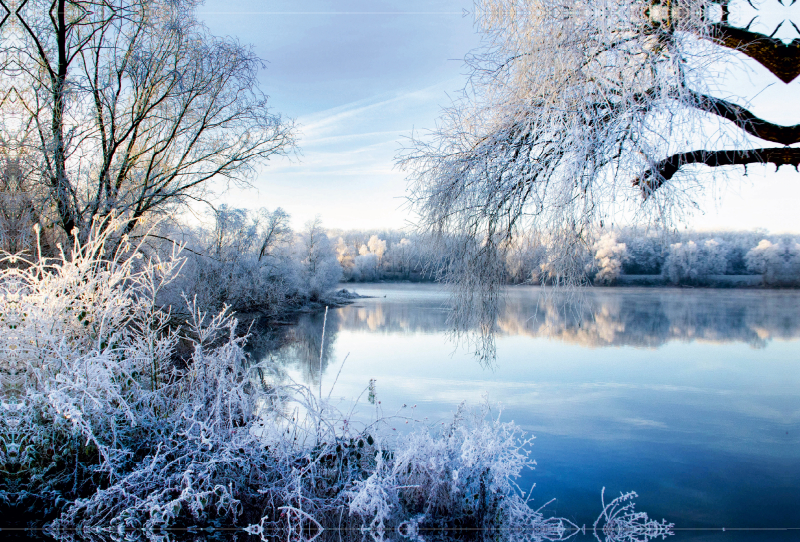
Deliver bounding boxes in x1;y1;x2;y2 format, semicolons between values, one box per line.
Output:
594;488;674;542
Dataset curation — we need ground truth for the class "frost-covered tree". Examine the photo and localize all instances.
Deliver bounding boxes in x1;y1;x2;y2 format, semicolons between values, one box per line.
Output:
353;253;379;281
619;232;666;275
663;238;729;283
157;206;300;317
335;236;357;279
745;238;800;285
393;238;416;277
298;217;342;300
2;0;295;247
256;207;292;263
400;0;800;344
367;235;388;264
593;233;628;284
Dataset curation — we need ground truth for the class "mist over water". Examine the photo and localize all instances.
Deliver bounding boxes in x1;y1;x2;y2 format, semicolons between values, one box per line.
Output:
257;284;800;538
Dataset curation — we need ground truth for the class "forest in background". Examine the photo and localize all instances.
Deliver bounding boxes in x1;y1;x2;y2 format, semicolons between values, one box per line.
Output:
144;205;800;326
329;226;800;286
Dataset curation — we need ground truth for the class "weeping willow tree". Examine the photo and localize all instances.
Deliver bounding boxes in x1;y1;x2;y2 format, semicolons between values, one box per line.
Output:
400;0;800;355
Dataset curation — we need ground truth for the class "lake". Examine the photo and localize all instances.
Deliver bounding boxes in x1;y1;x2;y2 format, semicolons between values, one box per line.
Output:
256;284;800;541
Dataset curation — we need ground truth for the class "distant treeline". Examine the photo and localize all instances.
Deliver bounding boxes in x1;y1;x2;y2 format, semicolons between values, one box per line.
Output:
328;229;439;282
140;210;800;325
329;228;800;287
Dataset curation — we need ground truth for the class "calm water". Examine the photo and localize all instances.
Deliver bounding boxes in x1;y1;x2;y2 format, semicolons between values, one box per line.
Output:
258;284;800;541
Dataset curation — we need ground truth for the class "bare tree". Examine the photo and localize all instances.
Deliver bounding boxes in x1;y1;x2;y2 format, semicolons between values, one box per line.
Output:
298;216;342;300
257;207;292;263
2;0;295;247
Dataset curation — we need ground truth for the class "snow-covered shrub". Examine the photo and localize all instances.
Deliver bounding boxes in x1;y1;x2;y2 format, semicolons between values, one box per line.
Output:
0;219;356;533
347;403;577;538
353;253;379;281
159;206;344;317
161;206;303;317
0;218;263;528
745;238;800;286
663;239;728;284
298;218;343;300
593;233;627;285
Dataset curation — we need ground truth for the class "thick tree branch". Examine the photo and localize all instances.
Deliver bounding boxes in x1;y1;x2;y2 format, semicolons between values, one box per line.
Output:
688;90;800;145
634;147;800;196
708;23;800;83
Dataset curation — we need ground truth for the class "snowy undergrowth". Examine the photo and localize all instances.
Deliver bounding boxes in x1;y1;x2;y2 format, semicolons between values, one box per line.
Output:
0;219;672;542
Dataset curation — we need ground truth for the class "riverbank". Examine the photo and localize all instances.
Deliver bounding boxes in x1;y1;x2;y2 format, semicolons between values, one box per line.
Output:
615;274;765;287
341;275;799;288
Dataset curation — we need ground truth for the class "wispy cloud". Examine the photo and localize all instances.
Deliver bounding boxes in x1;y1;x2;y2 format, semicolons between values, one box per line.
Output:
257;80;461;181
220;82;463;228
297;80;459;141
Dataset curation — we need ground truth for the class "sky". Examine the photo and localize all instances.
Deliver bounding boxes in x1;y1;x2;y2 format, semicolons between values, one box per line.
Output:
196;0;800;233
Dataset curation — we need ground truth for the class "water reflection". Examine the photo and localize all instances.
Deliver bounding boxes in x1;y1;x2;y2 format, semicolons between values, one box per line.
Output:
253;309;341;386
257;284;800;534
332;287;800;348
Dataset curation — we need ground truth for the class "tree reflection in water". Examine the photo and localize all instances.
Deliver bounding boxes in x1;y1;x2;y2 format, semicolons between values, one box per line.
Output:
261;287;800;380
254;309;342;387
248;286;798;540
302;288;800;350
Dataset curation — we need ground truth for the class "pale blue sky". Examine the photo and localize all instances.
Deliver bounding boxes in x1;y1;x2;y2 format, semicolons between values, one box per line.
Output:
198;1;800;233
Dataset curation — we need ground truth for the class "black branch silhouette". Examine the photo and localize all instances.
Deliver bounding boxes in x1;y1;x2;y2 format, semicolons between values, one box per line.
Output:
635;147;800;196
689;90;800;146
709;23;800;84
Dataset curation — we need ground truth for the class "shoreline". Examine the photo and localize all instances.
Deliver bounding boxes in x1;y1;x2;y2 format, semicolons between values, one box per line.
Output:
338;276;799;289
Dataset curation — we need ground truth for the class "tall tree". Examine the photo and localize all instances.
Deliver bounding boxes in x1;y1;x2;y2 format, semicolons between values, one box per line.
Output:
2;0;294;246
400;0;800;354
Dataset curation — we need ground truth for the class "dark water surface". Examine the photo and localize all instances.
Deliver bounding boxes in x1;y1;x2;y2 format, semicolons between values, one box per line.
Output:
260;285;800;540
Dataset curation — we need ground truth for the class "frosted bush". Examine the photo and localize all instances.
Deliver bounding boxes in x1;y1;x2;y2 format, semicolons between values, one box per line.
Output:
160;206;303;317
593;489;673;542
348;403;580;540
593;234;627;285
745;238;800;286
0;218;265;528
663;239;728;284
0;218;365;534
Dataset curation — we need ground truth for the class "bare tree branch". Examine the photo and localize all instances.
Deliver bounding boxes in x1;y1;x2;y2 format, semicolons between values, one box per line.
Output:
687;90;800;146
708;23;800;83
635;147;800;195
4;0;296;246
